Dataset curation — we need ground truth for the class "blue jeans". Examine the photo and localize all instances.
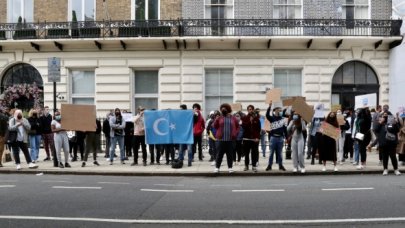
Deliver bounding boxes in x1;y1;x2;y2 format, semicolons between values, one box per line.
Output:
29;135;41;161
354;140;359;163
269;136;284;166
178;144;192;163
110;136;125;162
260;132;266;156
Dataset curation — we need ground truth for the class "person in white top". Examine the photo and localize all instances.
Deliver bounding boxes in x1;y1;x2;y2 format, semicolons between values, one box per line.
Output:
51;110;71;168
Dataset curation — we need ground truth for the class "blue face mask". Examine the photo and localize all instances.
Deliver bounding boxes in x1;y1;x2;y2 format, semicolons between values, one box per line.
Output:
293;115;299;120
55;115;61;121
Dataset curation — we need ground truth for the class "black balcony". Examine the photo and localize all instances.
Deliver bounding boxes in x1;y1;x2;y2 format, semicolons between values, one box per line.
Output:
0;19;401;40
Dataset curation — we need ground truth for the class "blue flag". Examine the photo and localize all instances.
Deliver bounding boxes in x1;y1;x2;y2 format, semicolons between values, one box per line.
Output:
144;110;194;145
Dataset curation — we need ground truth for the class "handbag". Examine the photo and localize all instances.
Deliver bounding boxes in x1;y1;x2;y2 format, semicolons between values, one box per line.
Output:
6;119;18;144
355;132;364;141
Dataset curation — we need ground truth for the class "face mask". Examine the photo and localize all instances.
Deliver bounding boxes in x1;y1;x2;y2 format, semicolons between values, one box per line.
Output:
33;113;37;117
221;110;228;116
55;115;61;121
383;108;388;112
343;114;347;117
337;111;342;115
17;115;22;119
115;112;120;116
293;115;298;120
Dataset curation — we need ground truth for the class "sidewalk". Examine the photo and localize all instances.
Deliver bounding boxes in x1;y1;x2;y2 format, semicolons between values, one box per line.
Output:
0;148;403;176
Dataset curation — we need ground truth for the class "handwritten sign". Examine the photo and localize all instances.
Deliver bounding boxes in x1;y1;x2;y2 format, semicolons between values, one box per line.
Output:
230;103;242;112
292;97;315;123
318;121;341;141
337;114;345;126
265;88;282;104
355;93;377;109
331;104;341;113
283;96;306;107
61;104;97;132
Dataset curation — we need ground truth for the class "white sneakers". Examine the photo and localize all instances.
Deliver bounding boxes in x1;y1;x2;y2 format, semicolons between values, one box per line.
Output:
213;168;219;173
394;170;401;176
211;161;216;166
334;166;338;172
16;164;21;170
293;168;298;173
356;165;364;170
301;168;306;174
382;169;388;176
228;168;234;173
322;166;326;172
28;163;38;169
382;169;401;176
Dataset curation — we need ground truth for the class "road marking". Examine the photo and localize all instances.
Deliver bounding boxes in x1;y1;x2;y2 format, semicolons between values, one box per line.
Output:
211;184;241;187
42;180;72;183
52;186;102;190
232;189;285;192
0;185;15;188
0;180;18;183
154;184;184;187
141;189;193;193
1;216;405;224
98;182;131;185
322;187;374;191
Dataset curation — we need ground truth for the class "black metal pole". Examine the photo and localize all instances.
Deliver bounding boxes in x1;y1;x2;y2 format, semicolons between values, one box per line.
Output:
53;81;57;113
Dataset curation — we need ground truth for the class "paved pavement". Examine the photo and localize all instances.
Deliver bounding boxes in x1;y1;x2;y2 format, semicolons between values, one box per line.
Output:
0;148;404;176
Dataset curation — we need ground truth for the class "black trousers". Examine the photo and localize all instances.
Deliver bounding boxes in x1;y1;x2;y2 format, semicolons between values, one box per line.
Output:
149;144;162;163
132;135;147;163
73;138;84;159
216;141;234;169
11;141;32;164
164;144;175;163
243;140;259;168
234;140;243;162
125;135;132;156
343;134;353;158
193;135;203;160
381;144;398;170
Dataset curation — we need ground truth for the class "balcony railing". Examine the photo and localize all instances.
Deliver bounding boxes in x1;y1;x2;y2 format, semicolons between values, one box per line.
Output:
0;19;402;40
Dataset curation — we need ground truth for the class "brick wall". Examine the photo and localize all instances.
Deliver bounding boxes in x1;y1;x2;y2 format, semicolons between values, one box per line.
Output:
371;0;392;19
182;0;204;19
0;0;7;23
161;0;182;20
34;0;68;22
96;0;131;21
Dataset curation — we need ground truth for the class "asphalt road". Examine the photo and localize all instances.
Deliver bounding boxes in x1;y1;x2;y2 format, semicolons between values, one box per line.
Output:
0;174;404;227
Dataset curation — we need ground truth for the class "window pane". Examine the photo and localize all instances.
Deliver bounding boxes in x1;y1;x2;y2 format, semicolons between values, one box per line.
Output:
135;71;158;94
274;69;301;97
342;62;355;84
24;0;34;22
134;98;157;110
205;70;219;96
366;67;378;84
72;0;82;21
148;0;159;19
354;62;366;84
135;0;146;20
72;98;94;105
72;71;95;94
333;67;343;84
84;0;95;21
205;69;233;116
219;69;233;96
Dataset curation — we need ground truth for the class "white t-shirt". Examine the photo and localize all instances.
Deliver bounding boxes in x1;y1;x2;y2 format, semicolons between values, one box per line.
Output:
51;120;66;135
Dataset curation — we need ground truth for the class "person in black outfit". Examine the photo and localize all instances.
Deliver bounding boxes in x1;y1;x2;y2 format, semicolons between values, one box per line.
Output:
103;113;112;158
124;119;134;159
72;131;85;161
40;106;56;165
355;108;372;169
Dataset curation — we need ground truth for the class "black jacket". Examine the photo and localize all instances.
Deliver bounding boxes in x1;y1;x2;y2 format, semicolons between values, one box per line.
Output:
40;114;53;134
28;116;42;135
375;121;399;147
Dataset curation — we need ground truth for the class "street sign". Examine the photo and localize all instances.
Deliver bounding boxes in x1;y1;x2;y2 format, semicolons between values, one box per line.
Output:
48;57;61;82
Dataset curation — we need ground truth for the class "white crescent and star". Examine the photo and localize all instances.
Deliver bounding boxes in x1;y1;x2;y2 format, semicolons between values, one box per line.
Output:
152;118;176;136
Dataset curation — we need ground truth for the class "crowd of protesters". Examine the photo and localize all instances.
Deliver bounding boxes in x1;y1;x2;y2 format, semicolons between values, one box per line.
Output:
0;102;404;176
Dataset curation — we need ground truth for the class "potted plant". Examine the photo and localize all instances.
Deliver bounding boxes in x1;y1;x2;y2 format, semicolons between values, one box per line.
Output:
71;10;79;38
13;16;37;39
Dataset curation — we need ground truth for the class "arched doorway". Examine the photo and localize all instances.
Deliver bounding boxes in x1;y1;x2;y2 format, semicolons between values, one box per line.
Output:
331;61;379;111
0;63;44;111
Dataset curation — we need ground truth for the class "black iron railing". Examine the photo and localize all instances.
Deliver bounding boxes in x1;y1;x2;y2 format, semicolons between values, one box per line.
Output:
0;19;402;40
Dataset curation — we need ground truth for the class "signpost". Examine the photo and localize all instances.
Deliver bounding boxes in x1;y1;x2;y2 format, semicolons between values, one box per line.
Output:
48;57;61;113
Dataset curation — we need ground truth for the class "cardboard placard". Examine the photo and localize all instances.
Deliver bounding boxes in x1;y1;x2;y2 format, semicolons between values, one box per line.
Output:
331;104;341;113
318;121;341;141
398;106;405;118
283;96;306;107
292;97;315;123
122;113;134;122
355;93;377;110
230;103;242;112
264;118;271;132
337;114;345;125
61;104;97;132
265;88;282;104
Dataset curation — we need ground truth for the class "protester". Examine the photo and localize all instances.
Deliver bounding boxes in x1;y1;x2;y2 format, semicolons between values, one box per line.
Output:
265;102;287;171
164;144;175;165
124;111;134;159
375;110;401;175
40;106;55;162
233;111;244;165
336;110;350;165
8;110;38;170
206;110;218;163
343;110;354;162
0;109;8;167
67;130;76;158
256;108;267;158
131;106;147;166
178;104;193;167
192;103;205;161
72;131;85;161
368;106;382;164
287;112;306;173
355;108;372;170
397;110;405;165
319;112;339;172
103;112;112;158
109;108;126;165
51;110;71;168
27;108;42;163
149;144;161;165
213;103;239;173
82;119;101;167
309;104;325;165
242;105;261;172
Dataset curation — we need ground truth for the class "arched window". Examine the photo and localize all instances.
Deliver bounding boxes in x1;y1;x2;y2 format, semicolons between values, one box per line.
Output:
1;63;44;110
332;61;378;85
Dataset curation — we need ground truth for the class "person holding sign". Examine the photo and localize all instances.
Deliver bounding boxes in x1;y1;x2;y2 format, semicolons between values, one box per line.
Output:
354;108;372;170
287;112;307;173
109;108;126;165
241;105;261;172
309;104;325;165
51;110;71;169
265;102;287;171
319;112;339;172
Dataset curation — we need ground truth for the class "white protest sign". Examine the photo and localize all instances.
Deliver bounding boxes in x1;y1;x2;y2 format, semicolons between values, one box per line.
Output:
355;93;377;110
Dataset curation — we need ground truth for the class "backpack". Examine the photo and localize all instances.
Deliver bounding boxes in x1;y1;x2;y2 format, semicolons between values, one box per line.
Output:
171;159;183;169
385;124;396;141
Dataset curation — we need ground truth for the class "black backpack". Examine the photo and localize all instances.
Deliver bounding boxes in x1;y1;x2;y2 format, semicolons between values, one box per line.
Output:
171;159;183;169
